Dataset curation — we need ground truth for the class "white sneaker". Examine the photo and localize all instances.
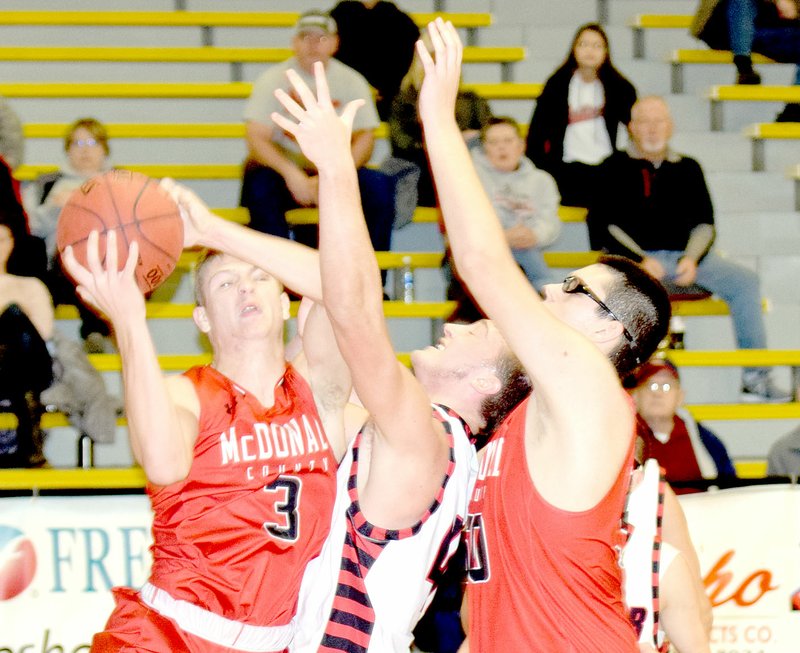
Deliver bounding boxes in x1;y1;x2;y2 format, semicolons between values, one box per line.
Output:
740;377;793;403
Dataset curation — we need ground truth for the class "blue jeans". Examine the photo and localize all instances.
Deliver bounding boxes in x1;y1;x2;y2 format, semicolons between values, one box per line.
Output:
646;250;768;376
727;0;800;84
240;163;395;253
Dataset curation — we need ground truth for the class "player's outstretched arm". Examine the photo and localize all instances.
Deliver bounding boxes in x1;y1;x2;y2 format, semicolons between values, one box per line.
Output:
272;63;449;527
416;21;627;464
659;549;712;653
662;485;713;634
62;231;198;485
160;178;322;301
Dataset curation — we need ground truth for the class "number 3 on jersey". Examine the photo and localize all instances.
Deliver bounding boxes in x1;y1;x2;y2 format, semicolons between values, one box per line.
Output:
262;476;301;542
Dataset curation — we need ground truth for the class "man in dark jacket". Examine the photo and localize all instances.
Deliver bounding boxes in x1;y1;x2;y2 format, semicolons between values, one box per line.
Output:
330;1;419;120
589;95;789;402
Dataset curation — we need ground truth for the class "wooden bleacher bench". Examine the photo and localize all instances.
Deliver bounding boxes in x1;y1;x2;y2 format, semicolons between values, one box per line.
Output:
734;459;769;478
687;403;800;420
0;45;524;83
21;118;536;143
15;163;242;182
667;349;800;367
0;81;542;102
628;14;692;59
0;11;492;46
670;49;776;93
743;122;800;171
709;85;800;131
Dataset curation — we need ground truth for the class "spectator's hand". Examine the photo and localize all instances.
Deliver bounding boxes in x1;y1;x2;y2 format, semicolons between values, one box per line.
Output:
675;257;698;286
49;187;76;208
776;0;798;20
272;62;364;175
61;229;145;324
284;168;318;206
417;19;463;128
505;224;537;250
640;256;666;280
159;177;216;248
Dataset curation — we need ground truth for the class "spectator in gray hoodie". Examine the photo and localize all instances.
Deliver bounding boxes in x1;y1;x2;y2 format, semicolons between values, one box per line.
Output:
471;116;561;289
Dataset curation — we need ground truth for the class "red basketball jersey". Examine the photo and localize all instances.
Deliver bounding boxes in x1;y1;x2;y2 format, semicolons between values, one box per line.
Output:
147;364;338;627
466;397;638;652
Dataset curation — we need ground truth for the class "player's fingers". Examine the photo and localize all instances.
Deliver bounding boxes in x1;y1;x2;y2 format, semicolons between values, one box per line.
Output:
286;68;318;112
61;245;90;285
85;230;105;277
439;20;463;71
271;111;299;137
426;20;446;65
340;99;365;130
123;240;139;279
105;229;119;275
313;61;332;108
274;88;307;124
416;38;434;74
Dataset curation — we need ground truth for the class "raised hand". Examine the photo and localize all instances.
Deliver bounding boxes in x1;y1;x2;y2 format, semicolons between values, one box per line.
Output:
61;229;145;323
416;19;463;127
159;177;215;248
271;62;364;171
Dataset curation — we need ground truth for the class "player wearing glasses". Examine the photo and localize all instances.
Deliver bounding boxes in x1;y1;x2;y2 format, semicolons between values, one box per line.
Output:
416;20;672;652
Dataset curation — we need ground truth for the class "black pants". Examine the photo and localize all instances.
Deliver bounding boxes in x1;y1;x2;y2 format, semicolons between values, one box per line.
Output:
0;304;53;467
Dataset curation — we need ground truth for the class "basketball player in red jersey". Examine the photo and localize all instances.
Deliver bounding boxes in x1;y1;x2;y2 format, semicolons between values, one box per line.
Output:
62;203;354;651
416;20;671;652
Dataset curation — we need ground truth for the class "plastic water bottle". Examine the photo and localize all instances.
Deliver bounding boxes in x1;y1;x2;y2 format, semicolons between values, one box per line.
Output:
402;256;414;303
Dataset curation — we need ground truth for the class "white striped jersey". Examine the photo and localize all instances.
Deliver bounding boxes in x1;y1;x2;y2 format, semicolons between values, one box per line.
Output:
621;458;670;653
290;404;478;653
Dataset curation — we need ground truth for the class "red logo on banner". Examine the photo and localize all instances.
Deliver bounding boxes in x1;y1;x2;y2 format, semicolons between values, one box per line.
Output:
0;526;37;600
704;549;778;608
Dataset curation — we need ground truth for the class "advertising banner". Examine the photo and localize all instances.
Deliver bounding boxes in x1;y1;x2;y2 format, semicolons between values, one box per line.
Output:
0;495;152;652
1;485;798;651
680;484;800;653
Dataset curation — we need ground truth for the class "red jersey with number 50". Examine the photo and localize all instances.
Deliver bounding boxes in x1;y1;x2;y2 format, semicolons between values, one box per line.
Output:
147;364;338;628
466;397;638;652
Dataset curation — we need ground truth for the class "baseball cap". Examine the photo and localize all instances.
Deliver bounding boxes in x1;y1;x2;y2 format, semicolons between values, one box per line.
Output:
295;11;337;36
632;357;680;387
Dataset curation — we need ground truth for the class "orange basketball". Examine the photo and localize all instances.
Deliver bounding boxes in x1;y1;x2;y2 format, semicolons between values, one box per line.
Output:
56;170;184;294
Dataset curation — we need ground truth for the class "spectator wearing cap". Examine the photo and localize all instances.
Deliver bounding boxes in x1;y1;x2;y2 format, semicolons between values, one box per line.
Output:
240;9;394;256
630;357;737;493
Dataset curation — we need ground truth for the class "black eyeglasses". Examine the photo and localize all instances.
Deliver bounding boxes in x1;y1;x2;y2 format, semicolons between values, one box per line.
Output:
562;275;637;357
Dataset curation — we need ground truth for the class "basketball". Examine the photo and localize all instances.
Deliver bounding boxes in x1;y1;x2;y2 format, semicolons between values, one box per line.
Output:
56;169;184;294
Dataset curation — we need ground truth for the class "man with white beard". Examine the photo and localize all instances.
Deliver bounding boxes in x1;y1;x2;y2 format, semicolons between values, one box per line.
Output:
587;95;789;403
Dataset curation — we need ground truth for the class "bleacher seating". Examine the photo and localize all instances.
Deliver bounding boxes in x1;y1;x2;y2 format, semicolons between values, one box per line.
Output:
2;0;796;476
744;123;800;171
628;14;691;59
670;49;776;94
708;85;800;130
0;45;525;83
0;10;493;46
0;81;542;101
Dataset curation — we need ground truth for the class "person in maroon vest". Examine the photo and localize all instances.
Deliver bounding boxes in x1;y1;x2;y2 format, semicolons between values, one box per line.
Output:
629;357;737;494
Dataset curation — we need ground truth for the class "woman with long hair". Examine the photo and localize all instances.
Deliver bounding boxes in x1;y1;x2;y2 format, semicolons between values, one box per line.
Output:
525;23;636;208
